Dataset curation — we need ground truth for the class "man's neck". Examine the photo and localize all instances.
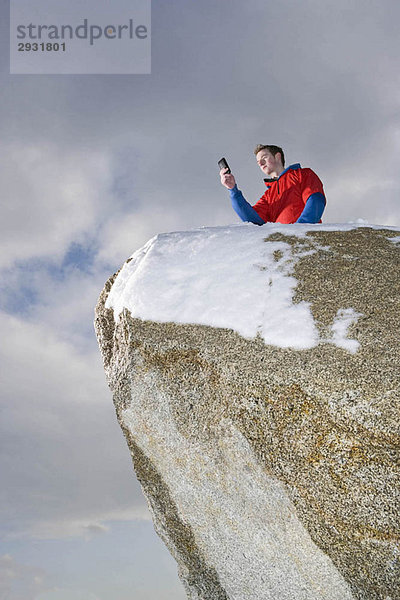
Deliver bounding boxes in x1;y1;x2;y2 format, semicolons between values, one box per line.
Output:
266;165;284;179
273;165;285;178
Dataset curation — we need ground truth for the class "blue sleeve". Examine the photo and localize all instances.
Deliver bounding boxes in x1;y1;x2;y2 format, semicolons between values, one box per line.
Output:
229;185;265;225
296;193;326;223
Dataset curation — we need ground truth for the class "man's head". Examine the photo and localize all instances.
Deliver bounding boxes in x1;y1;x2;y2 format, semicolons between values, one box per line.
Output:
254;144;285;178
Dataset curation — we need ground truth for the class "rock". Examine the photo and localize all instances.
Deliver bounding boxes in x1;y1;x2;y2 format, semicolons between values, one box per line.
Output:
94;225;400;600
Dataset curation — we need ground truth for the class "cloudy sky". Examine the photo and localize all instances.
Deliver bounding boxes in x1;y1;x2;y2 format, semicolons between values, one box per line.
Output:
1;0;400;598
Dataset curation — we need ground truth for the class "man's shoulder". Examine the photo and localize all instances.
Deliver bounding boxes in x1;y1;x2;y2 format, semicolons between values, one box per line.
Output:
298;166;319;175
296;166;323;182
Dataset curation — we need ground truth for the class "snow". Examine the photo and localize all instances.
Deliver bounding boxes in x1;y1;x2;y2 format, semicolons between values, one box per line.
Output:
388;236;400;245
105;222;399;353
330;308;363;354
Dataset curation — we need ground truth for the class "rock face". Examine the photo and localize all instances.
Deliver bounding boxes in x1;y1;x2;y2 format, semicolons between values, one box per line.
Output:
95;226;400;600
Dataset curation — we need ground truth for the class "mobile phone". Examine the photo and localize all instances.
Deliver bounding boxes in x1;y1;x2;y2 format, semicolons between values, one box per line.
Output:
218;157;231;174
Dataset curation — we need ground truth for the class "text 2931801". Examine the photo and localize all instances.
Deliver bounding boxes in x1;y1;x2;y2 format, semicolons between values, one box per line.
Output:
18;42;66;51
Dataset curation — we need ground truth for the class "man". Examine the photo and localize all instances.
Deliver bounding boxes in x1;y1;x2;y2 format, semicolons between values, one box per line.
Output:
220;144;326;224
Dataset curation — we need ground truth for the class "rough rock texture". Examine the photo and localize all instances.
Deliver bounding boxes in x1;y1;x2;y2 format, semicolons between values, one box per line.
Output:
95;227;400;600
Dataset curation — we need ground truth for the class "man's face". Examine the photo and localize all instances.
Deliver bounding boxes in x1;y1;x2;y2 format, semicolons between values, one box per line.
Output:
256;149;280;176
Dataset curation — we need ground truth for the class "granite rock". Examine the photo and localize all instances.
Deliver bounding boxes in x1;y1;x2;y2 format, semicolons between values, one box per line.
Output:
95;226;400;600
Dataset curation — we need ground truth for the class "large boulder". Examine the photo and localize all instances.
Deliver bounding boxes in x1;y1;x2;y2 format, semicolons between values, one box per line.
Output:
94;224;400;600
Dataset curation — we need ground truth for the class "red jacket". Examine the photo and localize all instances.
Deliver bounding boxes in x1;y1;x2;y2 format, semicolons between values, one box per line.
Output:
252;163;325;224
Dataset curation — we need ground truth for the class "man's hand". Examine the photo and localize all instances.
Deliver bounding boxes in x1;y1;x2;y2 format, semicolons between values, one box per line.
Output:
220;167;236;190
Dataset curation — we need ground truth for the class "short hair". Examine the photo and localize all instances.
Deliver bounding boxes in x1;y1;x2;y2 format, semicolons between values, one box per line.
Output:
254;144;285;167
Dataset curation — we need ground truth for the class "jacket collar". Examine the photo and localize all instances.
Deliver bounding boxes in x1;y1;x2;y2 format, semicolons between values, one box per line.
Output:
264;163;301;184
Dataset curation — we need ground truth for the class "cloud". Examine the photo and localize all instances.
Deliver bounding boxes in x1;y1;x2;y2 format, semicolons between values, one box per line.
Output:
23;507;150;541
0;141;116;269
0;554;52;600
37;591;101;600
0;311;150;540
82;522;110;539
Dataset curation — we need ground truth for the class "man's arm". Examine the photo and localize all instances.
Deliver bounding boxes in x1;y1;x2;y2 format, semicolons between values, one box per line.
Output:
296;192;326;223
297;168;326;223
220;168;265;225
229;185;265;225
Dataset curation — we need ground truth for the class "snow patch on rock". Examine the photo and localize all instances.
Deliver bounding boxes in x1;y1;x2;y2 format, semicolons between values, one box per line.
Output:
329;308;363;354
106;222;399;353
